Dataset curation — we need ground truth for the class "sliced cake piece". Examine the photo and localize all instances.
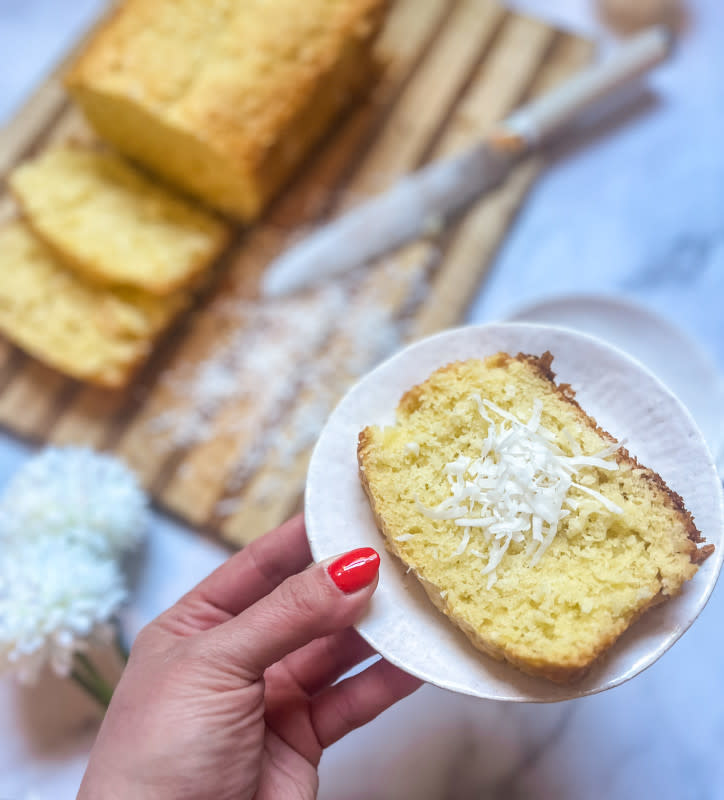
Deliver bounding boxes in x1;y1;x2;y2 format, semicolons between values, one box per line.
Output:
0;222;189;388
358;352;712;684
9;146;231;295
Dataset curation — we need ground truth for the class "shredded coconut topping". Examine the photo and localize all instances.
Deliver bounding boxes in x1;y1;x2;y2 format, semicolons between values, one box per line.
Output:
416;396;623;583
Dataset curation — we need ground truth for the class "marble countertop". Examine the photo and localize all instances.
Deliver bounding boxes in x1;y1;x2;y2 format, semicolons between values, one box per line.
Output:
1;1;723;798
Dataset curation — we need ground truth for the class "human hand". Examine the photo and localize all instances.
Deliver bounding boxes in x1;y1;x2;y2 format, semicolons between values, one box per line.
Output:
78;515;421;800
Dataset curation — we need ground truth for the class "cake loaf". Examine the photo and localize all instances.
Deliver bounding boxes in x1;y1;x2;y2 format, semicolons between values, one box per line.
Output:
358;352;712;684
10;146;231;295
65;0;388;221
0;223;189;388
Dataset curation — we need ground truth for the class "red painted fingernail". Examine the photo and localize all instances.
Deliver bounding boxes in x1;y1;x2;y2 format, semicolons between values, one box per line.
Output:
328;547;380;594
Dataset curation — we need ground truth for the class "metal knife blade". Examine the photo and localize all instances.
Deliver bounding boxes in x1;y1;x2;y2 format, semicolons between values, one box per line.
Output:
261;142;514;298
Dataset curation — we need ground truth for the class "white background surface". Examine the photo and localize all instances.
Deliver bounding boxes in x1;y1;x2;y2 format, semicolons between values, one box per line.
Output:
1;1;724;798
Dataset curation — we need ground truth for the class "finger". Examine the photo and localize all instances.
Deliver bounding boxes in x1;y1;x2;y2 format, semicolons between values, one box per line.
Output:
158;515;311;635
202;548;380;678
310;658;422;748
269;628;375;697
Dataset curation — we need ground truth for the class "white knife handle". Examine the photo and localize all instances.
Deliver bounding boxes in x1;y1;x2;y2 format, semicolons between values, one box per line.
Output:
498;25;673;148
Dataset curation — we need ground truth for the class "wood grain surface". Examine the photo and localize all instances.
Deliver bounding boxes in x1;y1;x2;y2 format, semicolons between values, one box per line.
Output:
0;0;593;547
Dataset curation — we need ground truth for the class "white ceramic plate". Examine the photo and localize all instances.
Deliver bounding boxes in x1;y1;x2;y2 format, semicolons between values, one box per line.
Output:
305;323;724;702
506;294;724;467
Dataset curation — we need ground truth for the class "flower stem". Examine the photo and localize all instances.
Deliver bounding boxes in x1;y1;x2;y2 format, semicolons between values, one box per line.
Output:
114;627;129;665
71;667;113;708
72;653;115;707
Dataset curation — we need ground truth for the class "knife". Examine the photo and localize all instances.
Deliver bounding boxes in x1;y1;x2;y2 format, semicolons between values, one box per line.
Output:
262;26;673;298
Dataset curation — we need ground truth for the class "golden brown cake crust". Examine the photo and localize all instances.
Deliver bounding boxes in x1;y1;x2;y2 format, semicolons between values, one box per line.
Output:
65;0;389;219
358;351;712;685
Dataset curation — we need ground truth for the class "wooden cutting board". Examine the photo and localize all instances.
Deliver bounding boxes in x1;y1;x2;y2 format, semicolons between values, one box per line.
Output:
0;0;592;548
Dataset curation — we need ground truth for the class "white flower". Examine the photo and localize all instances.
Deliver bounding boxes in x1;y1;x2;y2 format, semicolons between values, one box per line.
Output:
0;535;127;684
0;447;148;556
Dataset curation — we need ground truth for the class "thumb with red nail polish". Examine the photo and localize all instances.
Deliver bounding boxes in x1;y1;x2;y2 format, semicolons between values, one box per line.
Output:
203;546;382;680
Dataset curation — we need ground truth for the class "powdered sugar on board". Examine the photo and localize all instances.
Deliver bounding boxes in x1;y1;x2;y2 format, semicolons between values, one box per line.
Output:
305;323;724;702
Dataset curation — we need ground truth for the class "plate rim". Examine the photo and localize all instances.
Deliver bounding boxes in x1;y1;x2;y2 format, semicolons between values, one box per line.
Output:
505;292;724;468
